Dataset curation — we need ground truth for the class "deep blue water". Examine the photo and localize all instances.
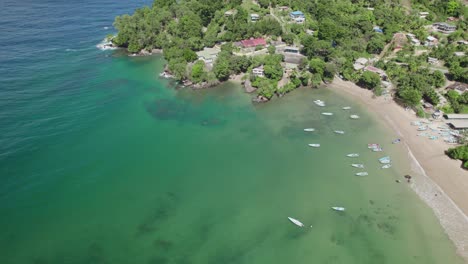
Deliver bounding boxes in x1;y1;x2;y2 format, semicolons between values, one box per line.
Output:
0;0;152;161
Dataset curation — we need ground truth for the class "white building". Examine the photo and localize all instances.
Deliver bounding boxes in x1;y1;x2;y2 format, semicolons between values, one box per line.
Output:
250;14;260;22
252;66;265;77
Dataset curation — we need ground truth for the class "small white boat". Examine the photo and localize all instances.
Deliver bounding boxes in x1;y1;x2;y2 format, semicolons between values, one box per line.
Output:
314;100;325;106
379;156;390;161
347;153;359;157
322;112;333;116
342;106;351;110
288;217;304;227
308;144;320;147
350;115;360;119
372;147;383;152
368;143;380;149
351;164;364;168
382;164;392;169
331;207;345;212
303;128;315;132
380;159;391;164
417;126;427;131
334;130;345;134
355;172;368;176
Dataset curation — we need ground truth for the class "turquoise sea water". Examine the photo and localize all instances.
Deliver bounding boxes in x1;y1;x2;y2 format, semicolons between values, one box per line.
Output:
0;1;464;263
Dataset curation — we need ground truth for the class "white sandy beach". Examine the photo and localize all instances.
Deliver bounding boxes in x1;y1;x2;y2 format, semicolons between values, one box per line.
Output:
329;78;468;261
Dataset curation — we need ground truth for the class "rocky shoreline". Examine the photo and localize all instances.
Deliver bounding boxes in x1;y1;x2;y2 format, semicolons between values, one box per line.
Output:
159;69;269;103
129;48;163;57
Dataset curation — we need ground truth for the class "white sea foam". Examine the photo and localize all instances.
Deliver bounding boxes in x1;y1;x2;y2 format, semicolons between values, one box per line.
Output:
96;38;117;51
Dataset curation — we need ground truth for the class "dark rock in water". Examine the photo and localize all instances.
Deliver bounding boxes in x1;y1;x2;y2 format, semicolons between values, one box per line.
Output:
404;175;412;179
86;243;107;264
144;99;190;121
396;180;401;183
369;199;375;205
200;117;224;127
148;256;168;264
136;222;158;236
153;239;174;250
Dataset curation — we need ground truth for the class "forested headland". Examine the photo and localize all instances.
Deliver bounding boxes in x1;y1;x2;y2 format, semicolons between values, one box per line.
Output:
112;0;467;110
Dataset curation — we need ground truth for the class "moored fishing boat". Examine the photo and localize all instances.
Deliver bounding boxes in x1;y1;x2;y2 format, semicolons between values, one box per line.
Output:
342;106;351;110
355;172;368;176
350;115;360;119
303;128;315;132
382;164;392;169
379;156;390;161
351;163;364;168
372;147;383;152
288;217;305;227
314;100;325;106
368;143;380;149
308;144;320;147
347;153;359;157
322;112;333;116
334;130;345;134
331;207;345;212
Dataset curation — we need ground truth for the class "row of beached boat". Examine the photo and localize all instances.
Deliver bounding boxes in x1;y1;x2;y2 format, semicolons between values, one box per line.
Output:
411;120;460;144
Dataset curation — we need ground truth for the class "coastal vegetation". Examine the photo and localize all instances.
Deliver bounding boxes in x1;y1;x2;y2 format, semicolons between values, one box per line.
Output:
446;144;468;169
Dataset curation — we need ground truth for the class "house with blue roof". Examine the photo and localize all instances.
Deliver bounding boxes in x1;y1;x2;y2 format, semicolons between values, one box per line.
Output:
290;11;304;19
373;26;383;33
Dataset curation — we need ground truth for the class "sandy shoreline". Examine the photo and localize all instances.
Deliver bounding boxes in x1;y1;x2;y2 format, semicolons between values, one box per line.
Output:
328;78;468;261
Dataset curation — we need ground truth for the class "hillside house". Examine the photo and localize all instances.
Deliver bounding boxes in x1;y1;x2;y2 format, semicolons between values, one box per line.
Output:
447;82;468;94
353;58;369;70
278;6;289;11
425;36;438;47
294;17;305;24
427;57;438;64
434;22;456;33
373;26;383;33
445;114;468;130
250;14;260;22
196;47;221;65
290;11;304;19
419;12;429;19
236;38;267;50
224;10;235;17
252;66;265;77
283;46;300;54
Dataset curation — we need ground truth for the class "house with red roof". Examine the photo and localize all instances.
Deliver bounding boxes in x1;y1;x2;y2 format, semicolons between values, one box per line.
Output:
239;38;267;48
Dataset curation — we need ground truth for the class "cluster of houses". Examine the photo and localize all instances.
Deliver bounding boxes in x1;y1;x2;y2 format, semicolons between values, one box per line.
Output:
406;33;439;47
224;10;261;22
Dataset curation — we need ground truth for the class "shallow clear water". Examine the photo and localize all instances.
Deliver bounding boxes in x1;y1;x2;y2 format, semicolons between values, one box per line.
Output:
0;1;464;263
